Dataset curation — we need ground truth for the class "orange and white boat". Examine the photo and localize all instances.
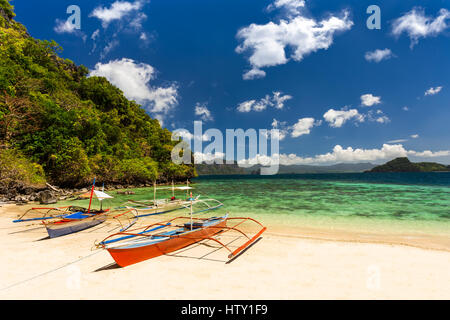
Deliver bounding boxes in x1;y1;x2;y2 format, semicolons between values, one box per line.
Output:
97;207;266;267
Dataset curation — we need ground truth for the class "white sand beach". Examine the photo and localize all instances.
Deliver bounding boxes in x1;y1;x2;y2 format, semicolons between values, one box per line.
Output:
0;204;449;300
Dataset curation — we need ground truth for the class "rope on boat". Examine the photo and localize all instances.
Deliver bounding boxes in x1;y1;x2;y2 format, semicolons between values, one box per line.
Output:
0;250;101;292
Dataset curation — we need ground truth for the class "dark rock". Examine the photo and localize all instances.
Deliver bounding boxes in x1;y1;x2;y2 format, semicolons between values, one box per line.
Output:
38;190;58;205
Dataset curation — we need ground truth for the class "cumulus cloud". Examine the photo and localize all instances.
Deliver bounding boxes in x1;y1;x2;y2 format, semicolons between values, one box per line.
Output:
268;119;289;141
90;0;145;28
283;144;450;164
361;94;381;107
267;0;306;16
236;1;353;79
89;58;178;122
173;129;210;142
195;103;213;122
424;86;443;96
364;48;394;62
291;118;321;137
236;92;292;112
194;151;226;164
54;19;78;34
237;144;450;167
367;109;390;124
323;108;364;128
392;7;450;48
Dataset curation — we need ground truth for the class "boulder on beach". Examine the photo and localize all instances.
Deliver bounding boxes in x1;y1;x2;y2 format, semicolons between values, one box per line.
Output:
38;190;58;205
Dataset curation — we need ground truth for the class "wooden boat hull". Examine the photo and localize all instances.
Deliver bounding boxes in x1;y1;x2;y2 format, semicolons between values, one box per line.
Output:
107;219;227;267
45;214;107;238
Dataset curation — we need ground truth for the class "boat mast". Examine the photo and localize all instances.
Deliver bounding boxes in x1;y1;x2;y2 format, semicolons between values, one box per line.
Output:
87;178;96;213
100;183;104;211
153;181;156;204
190;192;193;230
172;180;175;198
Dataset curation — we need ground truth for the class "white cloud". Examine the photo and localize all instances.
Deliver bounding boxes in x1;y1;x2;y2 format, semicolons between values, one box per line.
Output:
387;139;408;144
267;0;306;16
289;144;450;164
129;12;147;30
236;92;292;112
392;7;450;48
236;1;353;79
291;118;320;137
272;91;293;109
361;93;381;107
268;119;288;141
236;100;256;113
323;108;364;128
387;134;419;144
90;0;145;28
89;58;178;121
140;32;148;41
195;103;213;122
242;69;266;80
425;86;443;96
100;40;119;59
173;129;210;142
237;144;450;167
194;151;226;164
91;29;100;40
402;106;409;111
366;109;390;124
54;19;78;34
364;48;394;62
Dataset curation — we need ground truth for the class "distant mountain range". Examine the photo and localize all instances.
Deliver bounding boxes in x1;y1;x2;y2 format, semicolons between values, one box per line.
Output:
367;157;450;173
196;162;376;175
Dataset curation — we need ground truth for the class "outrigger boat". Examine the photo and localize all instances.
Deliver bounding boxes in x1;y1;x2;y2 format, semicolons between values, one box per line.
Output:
97;197;266;267
13;179;136;238
119;182;223;218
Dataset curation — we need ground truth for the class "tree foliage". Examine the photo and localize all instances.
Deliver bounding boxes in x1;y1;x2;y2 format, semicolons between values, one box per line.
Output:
0;1;195;187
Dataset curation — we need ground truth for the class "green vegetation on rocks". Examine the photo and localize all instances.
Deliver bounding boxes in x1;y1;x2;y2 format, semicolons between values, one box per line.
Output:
0;1;194;190
368;157;450;173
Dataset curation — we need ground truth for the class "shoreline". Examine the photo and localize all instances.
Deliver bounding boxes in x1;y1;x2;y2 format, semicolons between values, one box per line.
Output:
2;203;449;252
1;204;449;299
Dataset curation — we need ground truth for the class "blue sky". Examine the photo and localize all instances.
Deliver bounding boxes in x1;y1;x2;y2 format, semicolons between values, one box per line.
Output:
12;0;450;164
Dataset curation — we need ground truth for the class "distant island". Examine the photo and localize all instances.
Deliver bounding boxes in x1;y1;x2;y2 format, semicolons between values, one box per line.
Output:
196;162;376;175
367;157;450;173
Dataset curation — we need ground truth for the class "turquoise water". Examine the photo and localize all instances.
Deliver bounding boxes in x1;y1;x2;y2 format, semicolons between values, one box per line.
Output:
65;173;450;238
193;173;450;221
190;173;450;238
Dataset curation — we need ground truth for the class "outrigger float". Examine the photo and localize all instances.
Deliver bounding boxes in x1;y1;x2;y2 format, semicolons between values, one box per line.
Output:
13;179;137;238
97;197;266;267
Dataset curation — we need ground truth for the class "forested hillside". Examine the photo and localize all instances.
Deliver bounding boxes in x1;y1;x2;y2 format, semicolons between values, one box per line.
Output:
0;0;194;190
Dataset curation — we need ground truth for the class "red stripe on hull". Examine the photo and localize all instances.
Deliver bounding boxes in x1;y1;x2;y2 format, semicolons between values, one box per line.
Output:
107;220;227;267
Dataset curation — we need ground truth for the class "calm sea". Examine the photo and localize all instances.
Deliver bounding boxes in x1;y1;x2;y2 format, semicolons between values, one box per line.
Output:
68;172;450;237
190;173;450;238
